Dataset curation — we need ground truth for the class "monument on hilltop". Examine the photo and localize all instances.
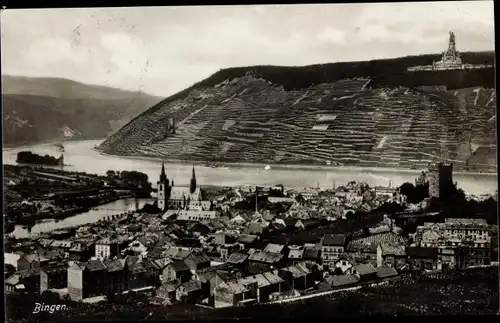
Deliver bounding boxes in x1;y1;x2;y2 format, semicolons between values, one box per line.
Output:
432;31;462;70
407;31;492;72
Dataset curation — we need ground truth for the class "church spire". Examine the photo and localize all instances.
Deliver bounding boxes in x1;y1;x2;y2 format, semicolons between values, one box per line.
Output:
190;165;197;194
160;160;167;183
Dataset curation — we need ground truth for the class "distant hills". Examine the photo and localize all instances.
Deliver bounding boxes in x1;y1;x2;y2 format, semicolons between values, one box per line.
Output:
2;75;163;145
93;52;494;173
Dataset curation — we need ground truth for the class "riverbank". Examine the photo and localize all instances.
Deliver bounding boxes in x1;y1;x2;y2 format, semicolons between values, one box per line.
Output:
3;137;107;150
94;148;498;177
7;194;134;230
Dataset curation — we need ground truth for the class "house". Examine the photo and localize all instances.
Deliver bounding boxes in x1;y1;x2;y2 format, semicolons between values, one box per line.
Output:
376;243;408;270
189;223;211;236
346;243;378;262
437;246;460;271
5;270;40;294
67;241;94;261
268;197;295;204
375;266;400;283
245;221;269;235
50;240;73;252
37;239;54;249
263;243;286;254
278;263;313;290
226;253;249;267
248;250;284;273
171;249;192;261
184;251;211;272
196;265;238;296
333;254;358;274
238;271;284;302
95;238;122;260
303;244;322;265
176;280;204;303
68;260;108;300
145;258;169;286
17;253;50;271
101;258;127;295
162;261;191;283
352;263;378;282
156;279;181;303
40;265;67;293
287;246;304;263
220;244;241;261
326;274;360;291
126;240;149;257
126;257;148;290
236;234;259;249
176;210;217;222
406;246;439;271
214;279;258;308
321;234;347;269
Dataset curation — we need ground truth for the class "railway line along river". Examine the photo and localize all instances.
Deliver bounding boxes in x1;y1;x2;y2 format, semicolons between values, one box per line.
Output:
4;139;497;238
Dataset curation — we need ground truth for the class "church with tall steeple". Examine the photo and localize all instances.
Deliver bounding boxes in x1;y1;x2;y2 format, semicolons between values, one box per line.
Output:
157;162;208;211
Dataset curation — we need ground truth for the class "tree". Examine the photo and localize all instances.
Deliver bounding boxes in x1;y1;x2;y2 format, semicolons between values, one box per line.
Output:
400;182;416;199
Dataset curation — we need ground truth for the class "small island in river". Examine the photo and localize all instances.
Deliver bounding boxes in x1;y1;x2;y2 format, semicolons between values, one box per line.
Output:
16;151;64;166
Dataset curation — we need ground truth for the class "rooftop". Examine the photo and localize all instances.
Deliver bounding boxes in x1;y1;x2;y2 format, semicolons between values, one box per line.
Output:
376;266;399;279
180;280;202;293
169;261;190;272
380;243;407;256
226;252;249;265
263;243;285;254
322;234;347;247
328;274;360;287
248;250;283;264
354;263;377;276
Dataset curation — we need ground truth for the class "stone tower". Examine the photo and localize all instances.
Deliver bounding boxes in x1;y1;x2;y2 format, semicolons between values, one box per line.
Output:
428;162;454;199
157;161;170;211
190;165;197;194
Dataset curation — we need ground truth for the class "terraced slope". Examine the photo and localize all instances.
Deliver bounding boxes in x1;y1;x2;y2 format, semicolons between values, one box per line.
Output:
98;74;496;172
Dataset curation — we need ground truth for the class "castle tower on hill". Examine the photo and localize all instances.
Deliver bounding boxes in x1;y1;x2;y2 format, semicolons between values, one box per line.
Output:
415;162;454;199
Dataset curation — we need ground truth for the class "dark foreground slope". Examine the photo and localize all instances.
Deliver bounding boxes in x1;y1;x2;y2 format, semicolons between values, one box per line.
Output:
2;75;162;145
98;53;496;172
5;266;498;322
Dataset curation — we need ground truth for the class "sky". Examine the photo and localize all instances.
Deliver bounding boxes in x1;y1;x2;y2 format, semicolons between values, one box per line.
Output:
1;2;495;97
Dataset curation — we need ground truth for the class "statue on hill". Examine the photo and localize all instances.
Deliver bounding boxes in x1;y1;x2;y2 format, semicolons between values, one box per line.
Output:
433;31;462;69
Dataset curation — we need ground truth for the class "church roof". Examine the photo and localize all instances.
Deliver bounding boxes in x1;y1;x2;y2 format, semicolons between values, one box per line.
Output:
170;186;202;201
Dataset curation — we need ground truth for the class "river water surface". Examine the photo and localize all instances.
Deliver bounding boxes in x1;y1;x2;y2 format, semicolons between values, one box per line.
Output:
4;139;497;238
10;198;154;239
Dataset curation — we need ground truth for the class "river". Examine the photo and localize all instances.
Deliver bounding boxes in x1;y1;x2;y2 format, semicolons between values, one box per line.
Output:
3;139;497;195
10;197;154;239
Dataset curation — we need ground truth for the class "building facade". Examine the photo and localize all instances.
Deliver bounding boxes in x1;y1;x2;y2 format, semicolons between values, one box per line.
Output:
321;234;347;269
415;218;492;268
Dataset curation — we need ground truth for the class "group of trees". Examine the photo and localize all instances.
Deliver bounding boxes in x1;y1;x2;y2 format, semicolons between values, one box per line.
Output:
399;182;429;204
16;151;61;166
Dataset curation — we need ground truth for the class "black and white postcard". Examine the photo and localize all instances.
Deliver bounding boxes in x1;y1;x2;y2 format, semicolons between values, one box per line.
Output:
2;2;498;321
